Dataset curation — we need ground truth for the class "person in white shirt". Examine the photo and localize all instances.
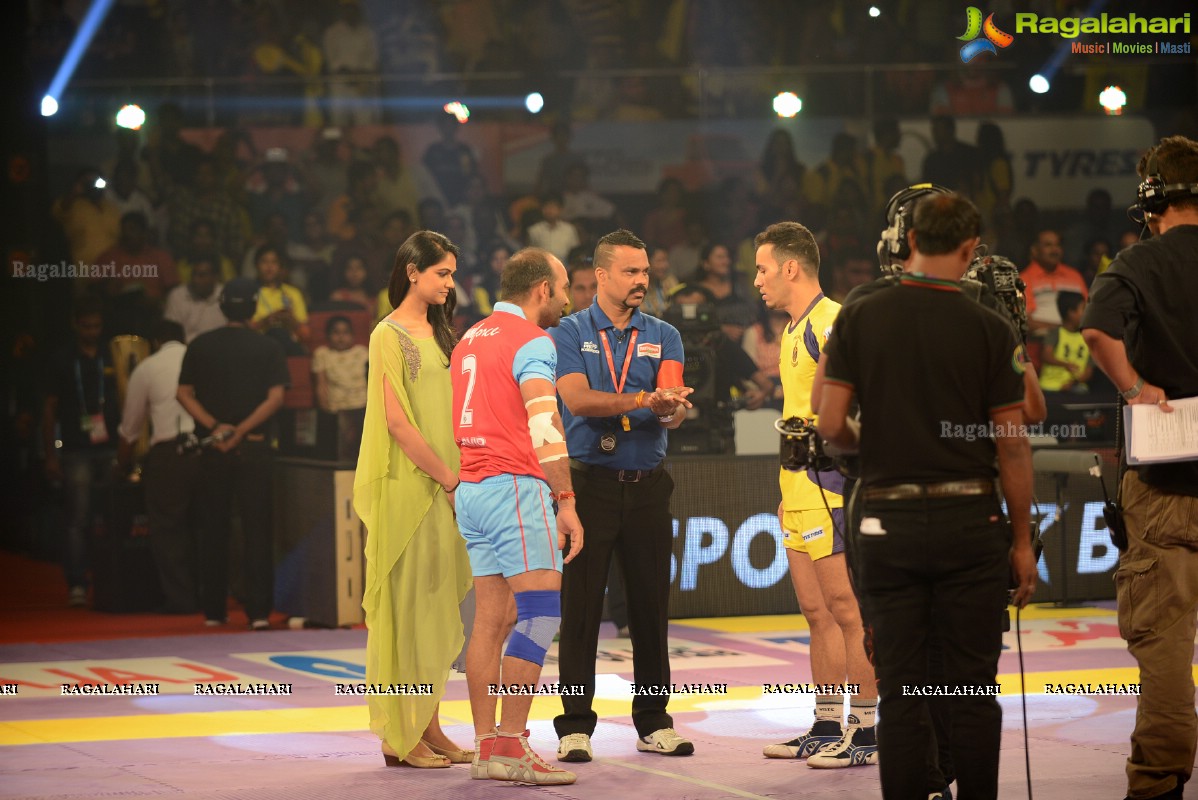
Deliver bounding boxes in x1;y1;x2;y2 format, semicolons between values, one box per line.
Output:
527;194;581;261
164;258;227;342
322;0;380;125
116;319;198;614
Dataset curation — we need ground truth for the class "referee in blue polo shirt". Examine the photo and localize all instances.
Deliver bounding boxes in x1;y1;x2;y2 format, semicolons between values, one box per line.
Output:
550;229;697;762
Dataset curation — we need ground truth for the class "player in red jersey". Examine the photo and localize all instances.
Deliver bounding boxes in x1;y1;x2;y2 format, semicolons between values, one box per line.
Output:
451;247;584;785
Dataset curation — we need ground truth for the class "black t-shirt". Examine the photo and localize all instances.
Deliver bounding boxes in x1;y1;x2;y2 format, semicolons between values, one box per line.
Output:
843;275;900;308
177;326;290;437
824;275;1025;487
46;345;119;452
1081;223;1198;495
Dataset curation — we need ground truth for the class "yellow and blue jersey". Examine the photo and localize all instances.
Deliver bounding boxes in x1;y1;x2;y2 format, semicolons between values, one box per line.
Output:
780;294;845;511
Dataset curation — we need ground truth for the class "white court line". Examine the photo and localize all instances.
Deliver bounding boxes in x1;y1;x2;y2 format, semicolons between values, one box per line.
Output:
603;757;776;800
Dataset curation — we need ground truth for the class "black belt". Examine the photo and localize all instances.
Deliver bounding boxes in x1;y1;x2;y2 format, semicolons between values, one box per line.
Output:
570;459;663;483
863;478;994;502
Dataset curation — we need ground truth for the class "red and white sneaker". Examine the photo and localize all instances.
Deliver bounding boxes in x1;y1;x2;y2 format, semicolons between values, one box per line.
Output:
470;731;497;780
487;730;577;785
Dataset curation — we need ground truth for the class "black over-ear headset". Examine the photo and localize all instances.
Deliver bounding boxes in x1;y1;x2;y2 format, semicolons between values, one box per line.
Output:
877;182;952;272
1131;149;1198;220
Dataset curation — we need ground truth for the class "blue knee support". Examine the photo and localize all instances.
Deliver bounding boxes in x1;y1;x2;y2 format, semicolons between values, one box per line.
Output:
505;590;560;666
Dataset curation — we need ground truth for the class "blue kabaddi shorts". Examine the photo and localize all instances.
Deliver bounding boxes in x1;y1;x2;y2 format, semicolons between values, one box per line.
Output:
456;474;563;578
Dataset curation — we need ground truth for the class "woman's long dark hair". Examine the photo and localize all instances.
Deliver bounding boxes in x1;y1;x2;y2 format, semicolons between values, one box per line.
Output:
387;230;460;362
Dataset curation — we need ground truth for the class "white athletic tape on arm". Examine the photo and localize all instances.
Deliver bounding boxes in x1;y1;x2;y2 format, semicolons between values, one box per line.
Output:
524;395;557;408
528;411;563;448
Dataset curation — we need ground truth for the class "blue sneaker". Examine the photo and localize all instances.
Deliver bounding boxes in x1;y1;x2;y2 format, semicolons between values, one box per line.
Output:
807;725;878;768
763;720;843;759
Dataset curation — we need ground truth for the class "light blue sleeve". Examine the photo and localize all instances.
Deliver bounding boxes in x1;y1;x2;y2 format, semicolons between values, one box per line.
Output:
512;335;558;385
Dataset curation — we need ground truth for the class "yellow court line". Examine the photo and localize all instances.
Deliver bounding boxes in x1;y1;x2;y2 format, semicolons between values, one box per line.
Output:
680;604;1113;633
5;666;1191;747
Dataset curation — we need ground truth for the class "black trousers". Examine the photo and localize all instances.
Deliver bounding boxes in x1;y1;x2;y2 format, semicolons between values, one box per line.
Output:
554;465;675;739
856;494;1010;800
144;442;200;613
849;486;955;793
197;441;274;622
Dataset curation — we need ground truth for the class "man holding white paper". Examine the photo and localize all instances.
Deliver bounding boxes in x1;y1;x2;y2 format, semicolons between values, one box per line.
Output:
1081;134;1198;800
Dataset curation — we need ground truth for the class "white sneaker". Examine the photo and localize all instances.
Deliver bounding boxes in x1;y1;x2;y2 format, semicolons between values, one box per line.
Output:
556;732;593;762
636;727;694;756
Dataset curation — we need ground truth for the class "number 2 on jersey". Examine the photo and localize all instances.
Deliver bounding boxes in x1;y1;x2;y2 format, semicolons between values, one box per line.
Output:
459;354;477;426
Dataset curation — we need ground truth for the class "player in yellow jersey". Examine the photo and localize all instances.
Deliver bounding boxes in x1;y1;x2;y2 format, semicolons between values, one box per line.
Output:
752;222;878;769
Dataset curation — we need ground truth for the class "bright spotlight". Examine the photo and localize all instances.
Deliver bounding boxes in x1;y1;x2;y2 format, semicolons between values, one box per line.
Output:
43;0;117;118
115;103;146;130
773;91;802;118
41;95;59;117
94;177;106;190
443;101;470;123
869;6;881;17
525;92;544;114
1099;85;1127;115
1029;74;1050;94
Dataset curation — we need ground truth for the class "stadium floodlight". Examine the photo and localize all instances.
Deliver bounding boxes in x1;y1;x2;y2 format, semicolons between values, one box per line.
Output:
443;101;470;123
115;104;146;130
869;6;881;17
525;92;545;114
773;92;802;118
41;95;59;117
1029;74;1050;94
1099;85;1126;115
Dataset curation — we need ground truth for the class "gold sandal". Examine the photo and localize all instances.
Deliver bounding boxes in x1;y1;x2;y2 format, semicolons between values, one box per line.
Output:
381;741;451;768
421;738;475;764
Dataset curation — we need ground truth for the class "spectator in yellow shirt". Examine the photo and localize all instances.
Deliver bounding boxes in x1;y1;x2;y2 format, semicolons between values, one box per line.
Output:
251;244;309;351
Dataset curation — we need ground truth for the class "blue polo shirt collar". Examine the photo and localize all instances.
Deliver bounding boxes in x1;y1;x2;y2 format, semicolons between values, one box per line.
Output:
587;302;645;332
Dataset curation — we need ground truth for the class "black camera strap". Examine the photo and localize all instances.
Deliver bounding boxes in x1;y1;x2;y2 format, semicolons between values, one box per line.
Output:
1103;395;1129;551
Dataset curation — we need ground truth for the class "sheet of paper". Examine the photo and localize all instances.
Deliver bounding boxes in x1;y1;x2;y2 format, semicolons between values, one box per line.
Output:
1124;396;1198;464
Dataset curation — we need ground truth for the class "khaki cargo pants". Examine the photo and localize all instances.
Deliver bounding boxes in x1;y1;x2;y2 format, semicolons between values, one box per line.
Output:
1115;471;1198;799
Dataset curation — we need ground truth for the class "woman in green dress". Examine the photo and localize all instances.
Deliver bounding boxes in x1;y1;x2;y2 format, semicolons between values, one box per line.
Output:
354;230;473;768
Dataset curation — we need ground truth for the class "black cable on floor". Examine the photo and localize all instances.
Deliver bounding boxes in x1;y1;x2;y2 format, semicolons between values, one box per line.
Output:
1017;603;1033;800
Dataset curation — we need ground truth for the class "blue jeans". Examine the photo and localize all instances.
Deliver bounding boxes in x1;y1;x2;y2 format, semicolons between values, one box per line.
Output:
61;449;116;588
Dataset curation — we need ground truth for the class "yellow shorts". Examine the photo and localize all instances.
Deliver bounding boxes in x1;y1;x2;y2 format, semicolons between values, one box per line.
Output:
781;507;846;560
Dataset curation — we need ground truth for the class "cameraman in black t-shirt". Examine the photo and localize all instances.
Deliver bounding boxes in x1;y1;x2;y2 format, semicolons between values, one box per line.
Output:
818;193;1037;800
177;278;289;629
814;183;1046;798
1081;135;1198;800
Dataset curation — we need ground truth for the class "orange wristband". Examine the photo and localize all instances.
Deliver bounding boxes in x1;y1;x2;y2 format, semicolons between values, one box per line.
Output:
635;390;646;408
552;490;576;502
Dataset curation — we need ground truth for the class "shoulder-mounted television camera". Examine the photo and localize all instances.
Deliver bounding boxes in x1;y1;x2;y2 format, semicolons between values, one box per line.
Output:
962;253;1029;344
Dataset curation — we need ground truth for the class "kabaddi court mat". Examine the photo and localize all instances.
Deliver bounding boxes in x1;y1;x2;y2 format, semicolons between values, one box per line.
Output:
4;602;1195;800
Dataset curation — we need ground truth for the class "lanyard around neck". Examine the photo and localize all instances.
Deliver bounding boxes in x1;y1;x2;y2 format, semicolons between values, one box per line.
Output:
596;321;638;394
